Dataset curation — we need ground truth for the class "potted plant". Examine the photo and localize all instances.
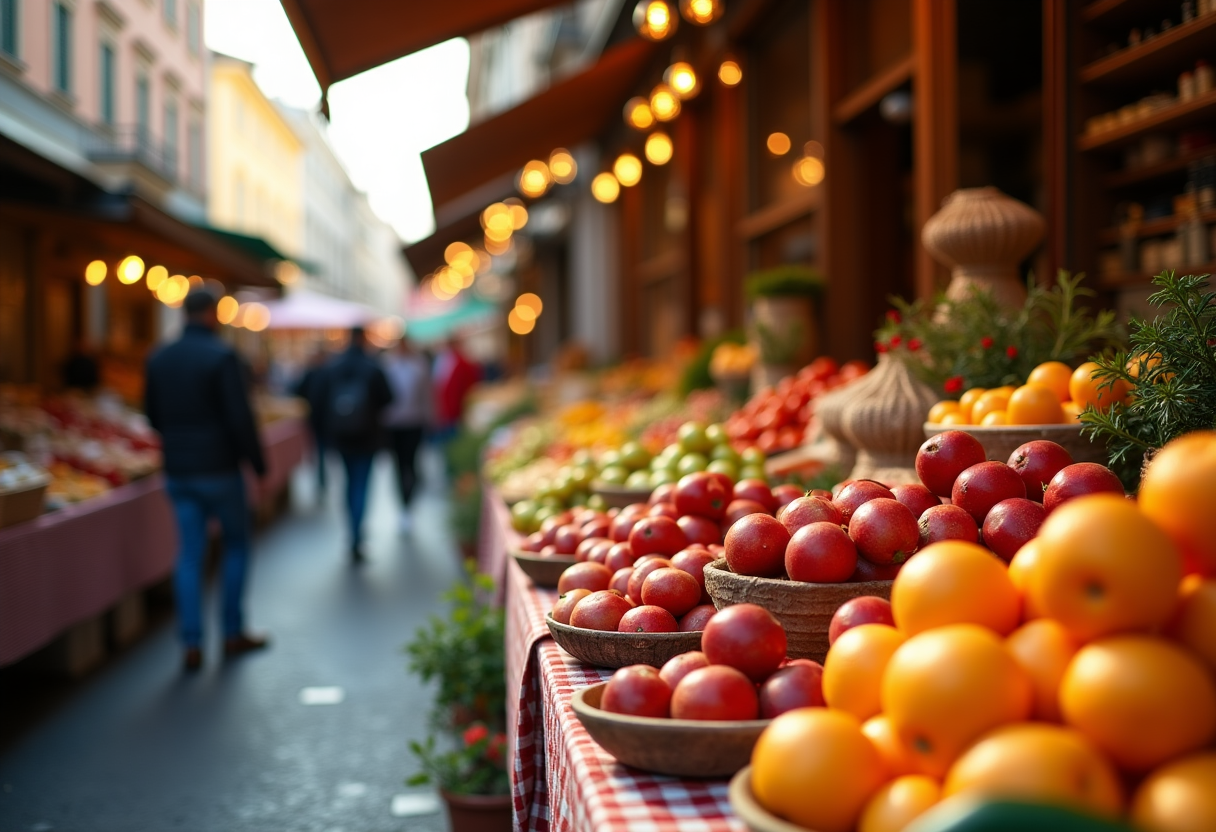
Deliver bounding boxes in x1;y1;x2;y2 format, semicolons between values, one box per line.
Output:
408;722;511;832
745;265;825;388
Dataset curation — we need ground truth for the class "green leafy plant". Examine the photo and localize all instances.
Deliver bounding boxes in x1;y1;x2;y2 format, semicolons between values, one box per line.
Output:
876;271;1123;395
679;329;746;395
745;265;825;301
755;319;805;364
408;722;510;796
1080;271;1216;489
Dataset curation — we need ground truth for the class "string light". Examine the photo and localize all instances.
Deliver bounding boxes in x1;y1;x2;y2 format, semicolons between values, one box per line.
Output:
613;153;643;187
217;295;239;324
633;0;677;41
664;62;699;100
508;307;536;335
718;59;742;86
591;173;621;203
118;255;145;284
505;198;529;230
649;84;681;121
517;160;551;198
484;235;513;255
766;132;791;155
624;97;655;130
516;292;543;317
645;132;674;165
242;302;270;332
548;149;577;184
84;260;107;285
146;265;168;291
680;0;723;25
482;203;514;242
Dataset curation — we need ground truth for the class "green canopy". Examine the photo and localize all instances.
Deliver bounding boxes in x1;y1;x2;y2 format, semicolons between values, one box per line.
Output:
405;298;499;342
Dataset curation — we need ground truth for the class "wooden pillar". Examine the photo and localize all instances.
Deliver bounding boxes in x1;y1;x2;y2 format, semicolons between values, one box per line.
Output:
913;0;958;299
1042;0;1069;281
619;182;642;356
676;111;700;338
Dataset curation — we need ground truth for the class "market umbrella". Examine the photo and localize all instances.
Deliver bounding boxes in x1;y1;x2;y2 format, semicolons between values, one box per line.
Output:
260;289;388;330
405;296;499;343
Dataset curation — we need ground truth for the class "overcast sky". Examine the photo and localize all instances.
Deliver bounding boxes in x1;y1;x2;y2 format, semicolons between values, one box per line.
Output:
204;0;471;243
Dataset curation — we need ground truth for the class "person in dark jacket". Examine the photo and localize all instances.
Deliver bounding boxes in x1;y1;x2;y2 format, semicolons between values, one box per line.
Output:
319;327;392;563
145;289;269;671
292;349;331;494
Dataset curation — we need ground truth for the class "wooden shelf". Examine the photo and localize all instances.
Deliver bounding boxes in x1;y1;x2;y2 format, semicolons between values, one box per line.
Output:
1080;14;1216;88
1097;209;1216;245
832;55;915;126
1082;0;1190;28
1078;90;1216;151
1103;147;1216;189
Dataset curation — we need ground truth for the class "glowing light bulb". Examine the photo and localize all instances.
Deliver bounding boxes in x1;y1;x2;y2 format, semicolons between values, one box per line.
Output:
591;173;621;203
680;0;722;24
518;160;551;198
548;149;577;184
650;85;681;121
633;0;677;40
613;153;643;187
84;260;107;285
718;59;742;86
217;295;239;324
516;292;543;317
792;155;826;187
146;265;168;291
624;97;655;130
118;255;145;284
766;132;791;155
645;132;674;165
664;62;699;100
508;307;536;335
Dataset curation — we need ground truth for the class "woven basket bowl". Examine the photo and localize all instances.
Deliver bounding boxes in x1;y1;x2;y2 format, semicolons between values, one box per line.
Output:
923;422;1107;466
546;614;703;669
511;551;576;588
572;683;769;778
729;766;808;832
590;482;653;509
703;559;892;663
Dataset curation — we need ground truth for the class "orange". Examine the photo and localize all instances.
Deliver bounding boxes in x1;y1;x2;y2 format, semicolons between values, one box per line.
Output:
1061;401;1083;422
1060;635;1216;772
939;411;970;426
1069;361;1130;411
1006;384;1066;425
882;624;1032;778
1027;361;1074;402
993;385;1017;397
943;723;1123;817
1007;539;1044;620
858;775;941;832
1167;576;1216;671
751;709;888;832
1029;494;1183;642
927;401;961;424
979;410;1007;426
1126;352;1174;383
862;715;919;777
823;624;907;721
891;541;1020;636
1005;619;1079;721
970;390;1011;424
958;387;987;415
1131;752;1216;832
1139;430;1216;577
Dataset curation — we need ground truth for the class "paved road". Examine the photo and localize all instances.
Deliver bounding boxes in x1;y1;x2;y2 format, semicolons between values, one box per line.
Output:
0;451;462;832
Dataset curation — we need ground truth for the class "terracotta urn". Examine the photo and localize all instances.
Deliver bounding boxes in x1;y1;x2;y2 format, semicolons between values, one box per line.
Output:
921;187;1045;309
442;790;513;832
839;354;939;485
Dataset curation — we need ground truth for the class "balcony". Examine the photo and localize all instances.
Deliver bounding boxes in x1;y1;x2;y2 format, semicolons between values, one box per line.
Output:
85;125;179;199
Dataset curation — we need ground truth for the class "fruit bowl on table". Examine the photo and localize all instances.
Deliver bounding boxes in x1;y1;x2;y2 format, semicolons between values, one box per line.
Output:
571;682;770;778
729;766;806;832
546;614;703;668
590;481;653;509
511;550;576;588
703;559;892;663
922;422;1107;465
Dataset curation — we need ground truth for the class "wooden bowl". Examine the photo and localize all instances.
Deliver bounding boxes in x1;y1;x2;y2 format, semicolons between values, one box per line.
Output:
512;550;576;588
572;683;769;778
546;614;703;668
923;422;1107;466
704;559;892;663
729;766;806;832
590;482;653;509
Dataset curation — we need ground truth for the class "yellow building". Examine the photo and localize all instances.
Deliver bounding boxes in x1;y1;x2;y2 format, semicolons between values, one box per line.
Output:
208;53;303;258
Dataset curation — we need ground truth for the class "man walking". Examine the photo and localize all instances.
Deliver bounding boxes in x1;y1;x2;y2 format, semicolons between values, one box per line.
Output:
382;338;431;532
145;289;268;671
321;327;392;563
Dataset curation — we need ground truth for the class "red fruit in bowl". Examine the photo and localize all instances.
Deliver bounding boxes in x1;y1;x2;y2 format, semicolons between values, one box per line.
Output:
659;650;710;689
540;513;573;545
779;496;844;534
759;661;825;718
828;596;895;645
810;488;834;500
609;567;633;597
540;545;559;558
581;516;611;540
650;483;677;506
610;510;644;542
602;665;672;718
981;497;1046;561
916;430;987;497
890;483;941;520
833;480;896;526
641;567;702;617
587;539;614;565
674;471;733;521
679;604;717;632
557;561;612;595
722;499;769;533
702;603;787;682
629;516;688;557
952;461;1027;525
918;503;979;547
576;536;607;562
724;514;791;578
551;588;592;624
786;522;857;583
671;548;716;603
521;531;545;553
849;498;920;565
618;605;679;633
569;590;633;631
1007;440;1074;503
771;483;806;510
677;514;721;547
605;541;637;572
734;479;778;513
648;501;680;520
671;665;760;720
627;557;673;602
1042;462;1124;514
850;558;903;582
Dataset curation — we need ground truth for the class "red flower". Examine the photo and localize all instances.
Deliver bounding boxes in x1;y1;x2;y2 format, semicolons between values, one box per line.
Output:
980;336;994;349
908;338;923;352
1006;345;1018;359
874;341;888;354
889;334;902;347
487;733;507;765
886;310;901;324
944;376;964;394
463;723;489;747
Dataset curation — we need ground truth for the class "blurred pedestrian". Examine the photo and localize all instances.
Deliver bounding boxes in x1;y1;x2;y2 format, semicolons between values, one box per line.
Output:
433;336;481;442
321;327;392;563
292;349;331;494
144;289;268;671
61;337;101;392
381;338;431;532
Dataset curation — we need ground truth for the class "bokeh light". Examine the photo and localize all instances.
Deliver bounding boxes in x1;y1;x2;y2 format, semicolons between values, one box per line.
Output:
613;153;643;187
633;0;677;40
591;173;621;203
650;84;681;121
146;265;168;291
718;59;742;86
517;160;551;198
508;307;536;335
217;295;240;324
645;132;674;165
118;255;145;284
84;260;107;285
766;132;792;155
624;97;655;130
792;155;826;187
664;62;699;99
548;149;577;184
242;302;270;332
680;0;722;24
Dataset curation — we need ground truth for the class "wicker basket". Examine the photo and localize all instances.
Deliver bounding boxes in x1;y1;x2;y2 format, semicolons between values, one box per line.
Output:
0;477;50;529
703;558;892;663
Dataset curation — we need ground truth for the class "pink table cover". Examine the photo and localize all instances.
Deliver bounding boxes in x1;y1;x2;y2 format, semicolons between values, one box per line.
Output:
244;417;307;509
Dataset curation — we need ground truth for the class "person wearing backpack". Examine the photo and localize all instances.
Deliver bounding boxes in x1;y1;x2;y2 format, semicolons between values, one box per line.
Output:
320;326;392;563
381;337;432;532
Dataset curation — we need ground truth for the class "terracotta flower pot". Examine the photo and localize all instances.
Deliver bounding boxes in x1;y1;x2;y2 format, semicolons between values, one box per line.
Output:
441;790;513;832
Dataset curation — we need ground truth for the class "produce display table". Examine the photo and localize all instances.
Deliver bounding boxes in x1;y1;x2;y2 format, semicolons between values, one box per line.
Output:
502;517;741;832
245;416;308;512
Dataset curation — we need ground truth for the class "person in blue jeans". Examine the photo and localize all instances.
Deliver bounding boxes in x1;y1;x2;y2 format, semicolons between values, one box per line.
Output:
145;289;269;671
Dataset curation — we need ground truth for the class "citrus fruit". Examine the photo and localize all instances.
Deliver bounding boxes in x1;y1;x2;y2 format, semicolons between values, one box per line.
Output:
943;723;1123;817
1138;430;1216;577
1005;619;1078;721
1069;361;1130;411
1131;752;1216;832
1126;352;1173;383
1006;384;1066;425
1060;635;1216;772
890;541;1020;636
980;410;1008;426
927;401;961;424
958;388;987;415
751;708;888;832
1007;538;1043;620
859;775;941;832
939;411;970;426
1029;494;1182;642
823;624;906;722
882;624;1032;778
1167;576;1216;671
1061;401;1083;421
862;715;919;777
971;390;1011;425
1027;361;1074;402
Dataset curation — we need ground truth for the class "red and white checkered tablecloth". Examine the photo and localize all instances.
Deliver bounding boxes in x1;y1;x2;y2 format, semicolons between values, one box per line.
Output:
504;554;744;832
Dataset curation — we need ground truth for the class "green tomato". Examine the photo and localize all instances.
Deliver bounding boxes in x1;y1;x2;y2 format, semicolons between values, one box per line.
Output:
618;441;651;471
739;465;768;483
538;496;563;510
569;490;588;507
651;453;680;474
599;449;623;470
650;469;676;488
677;421;712;454
705;423;728;446
625;470;652;489
599;465;630;485
706;459;739;480
510;500;539;533
571;449;595;468
568;466;593;489
676;452;710;477
711;444;741;464
740;447;767;467
550;474;574;500
587;494;607;512
534;504;560;525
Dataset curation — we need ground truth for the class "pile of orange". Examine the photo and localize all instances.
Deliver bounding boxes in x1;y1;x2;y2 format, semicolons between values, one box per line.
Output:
926;360;1134;427
749;430;1216;832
